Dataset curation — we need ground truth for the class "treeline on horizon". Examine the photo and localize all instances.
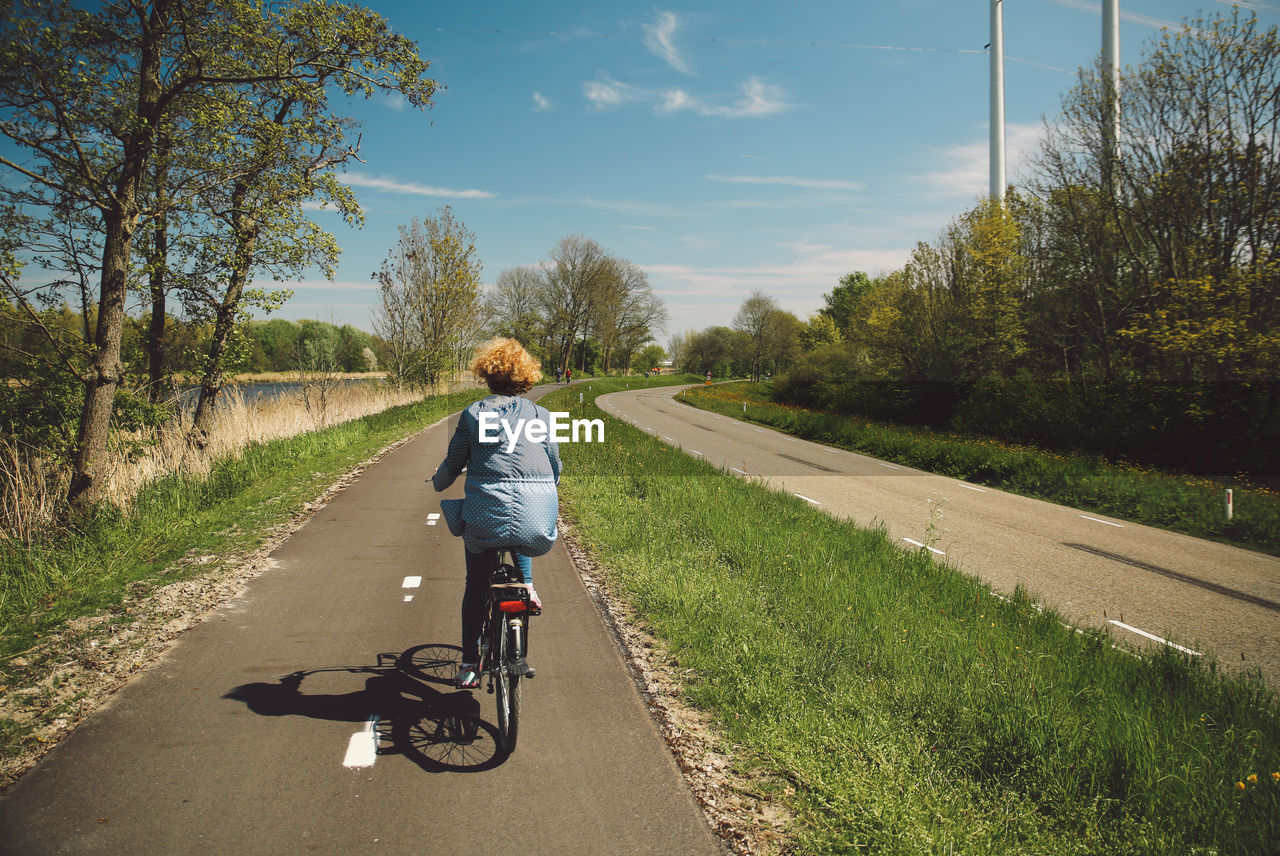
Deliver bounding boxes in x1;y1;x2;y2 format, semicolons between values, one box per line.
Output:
673;11;1280;479
0;309;384;379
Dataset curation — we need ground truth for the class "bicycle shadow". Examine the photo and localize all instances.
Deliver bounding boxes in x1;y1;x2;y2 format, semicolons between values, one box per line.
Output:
223;644;507;772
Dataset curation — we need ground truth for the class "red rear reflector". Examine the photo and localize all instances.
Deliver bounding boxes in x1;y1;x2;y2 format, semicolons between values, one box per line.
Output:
499;600;527;613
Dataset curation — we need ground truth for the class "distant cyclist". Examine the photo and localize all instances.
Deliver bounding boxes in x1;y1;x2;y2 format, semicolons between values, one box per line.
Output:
433;339;561;689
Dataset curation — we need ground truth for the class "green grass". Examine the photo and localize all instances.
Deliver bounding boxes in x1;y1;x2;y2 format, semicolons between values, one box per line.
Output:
678;381;1280;557
0;386;487;660
542;377;1280;855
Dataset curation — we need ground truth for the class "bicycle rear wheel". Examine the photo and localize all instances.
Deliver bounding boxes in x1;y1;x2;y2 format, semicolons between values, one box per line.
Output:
493;610;522;754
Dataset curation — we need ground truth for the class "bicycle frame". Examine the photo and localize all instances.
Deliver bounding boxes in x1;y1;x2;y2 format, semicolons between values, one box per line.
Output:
479;550;535;754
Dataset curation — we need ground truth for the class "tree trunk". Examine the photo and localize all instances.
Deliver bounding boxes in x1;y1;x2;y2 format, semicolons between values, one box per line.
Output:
191;183;257;440
67;0;171;513
147;137;170;403
67;208;133;510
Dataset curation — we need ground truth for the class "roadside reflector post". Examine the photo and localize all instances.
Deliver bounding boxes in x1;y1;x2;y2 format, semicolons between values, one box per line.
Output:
1226;488;1234;521
743;403;746;413
579;392;583;403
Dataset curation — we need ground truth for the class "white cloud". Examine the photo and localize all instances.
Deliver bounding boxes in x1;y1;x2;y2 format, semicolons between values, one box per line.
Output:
583;74;646;109
1216;0;1280;13
643;11;691;74
644;246;910;298
660;89;695;112
706;174;864;191
587;73;788;119
914;122;1045;199
698;77;789;118
338;173;496;199
532;92;552;111
1043;0;1181;30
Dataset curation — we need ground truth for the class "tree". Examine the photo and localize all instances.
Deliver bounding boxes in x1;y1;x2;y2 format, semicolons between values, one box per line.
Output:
799;313;842;351
820;271;875;335
732;290;781;382
540;235;615;374
0;0;435;510
488;266;547;354
591;260;667;373
631;344;666;375
951;196;1028;378
373;208;483;386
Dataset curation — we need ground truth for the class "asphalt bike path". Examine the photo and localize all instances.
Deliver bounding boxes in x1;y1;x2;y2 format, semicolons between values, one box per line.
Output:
0;385;724;856
601;384;1280;685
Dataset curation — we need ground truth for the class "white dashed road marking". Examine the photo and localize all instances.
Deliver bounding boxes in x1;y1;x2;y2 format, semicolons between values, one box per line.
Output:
402;576;422;588
1080;515;1123;528
794;493;821;505
1108;620;1202;657
901;538;945;556
342;716;380;768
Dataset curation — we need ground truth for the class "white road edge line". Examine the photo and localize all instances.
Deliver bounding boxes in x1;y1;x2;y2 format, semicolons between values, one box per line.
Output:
957;483;988;492
1080;515;1124;528
342;716;379;768
690;449;703;456
880;463;900;470
402;576;422;588
1108;620;1202;656
901;537;945;556
730;467;748;475
794;493;821;505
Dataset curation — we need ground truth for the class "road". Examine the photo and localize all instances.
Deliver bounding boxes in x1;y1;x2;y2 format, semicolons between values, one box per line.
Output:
0;388;725;856
599;384;1280;685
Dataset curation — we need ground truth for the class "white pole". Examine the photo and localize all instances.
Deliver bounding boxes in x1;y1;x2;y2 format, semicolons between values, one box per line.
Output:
1102;0;1120;171
989;0;1006;203
1226;488;1234;521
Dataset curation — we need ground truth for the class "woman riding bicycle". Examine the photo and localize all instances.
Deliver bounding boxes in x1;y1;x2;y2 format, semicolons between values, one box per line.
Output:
433;338;561;689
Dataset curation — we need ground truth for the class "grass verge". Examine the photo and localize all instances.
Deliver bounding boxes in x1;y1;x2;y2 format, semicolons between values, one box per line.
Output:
542;377;1280;855
679;382;1280;556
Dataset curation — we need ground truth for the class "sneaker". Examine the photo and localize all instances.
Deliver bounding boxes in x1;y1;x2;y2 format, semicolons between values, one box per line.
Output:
455;662;480;689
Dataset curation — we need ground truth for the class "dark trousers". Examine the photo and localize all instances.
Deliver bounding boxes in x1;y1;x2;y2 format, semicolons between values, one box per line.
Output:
461;548;532;663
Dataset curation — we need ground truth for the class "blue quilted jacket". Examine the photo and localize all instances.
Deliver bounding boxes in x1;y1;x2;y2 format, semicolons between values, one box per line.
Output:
433;395;562;556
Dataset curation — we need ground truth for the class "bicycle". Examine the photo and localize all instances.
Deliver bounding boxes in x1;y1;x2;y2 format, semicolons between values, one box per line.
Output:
477;549;538;755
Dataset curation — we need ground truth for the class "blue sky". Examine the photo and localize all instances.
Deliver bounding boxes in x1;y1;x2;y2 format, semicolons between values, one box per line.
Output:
238;1;1279;341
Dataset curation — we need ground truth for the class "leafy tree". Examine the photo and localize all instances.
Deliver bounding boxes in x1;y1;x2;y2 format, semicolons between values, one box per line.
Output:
0;0;435;510
631;343;666;375
373;208;482;386
798;313;842;351
540;235;615;374
820;271;875;335
733;290;781;382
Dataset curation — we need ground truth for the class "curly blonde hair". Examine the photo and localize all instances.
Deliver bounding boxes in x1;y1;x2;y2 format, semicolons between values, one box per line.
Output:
471;338;542;394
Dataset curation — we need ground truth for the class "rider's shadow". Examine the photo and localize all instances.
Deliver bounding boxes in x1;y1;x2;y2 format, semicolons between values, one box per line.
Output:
223;644;506;772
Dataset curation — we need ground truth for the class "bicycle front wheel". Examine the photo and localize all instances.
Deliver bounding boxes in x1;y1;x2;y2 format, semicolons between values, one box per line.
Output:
493;612;521;754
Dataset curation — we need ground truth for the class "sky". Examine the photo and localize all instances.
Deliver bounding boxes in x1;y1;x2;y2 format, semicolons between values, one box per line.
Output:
78;1;1280;342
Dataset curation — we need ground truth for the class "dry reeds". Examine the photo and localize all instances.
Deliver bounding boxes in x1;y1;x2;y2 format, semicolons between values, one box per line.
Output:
0;379;441;541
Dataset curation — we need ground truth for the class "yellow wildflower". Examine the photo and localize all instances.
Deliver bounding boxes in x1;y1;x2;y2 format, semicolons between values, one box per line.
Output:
1236;781;1246;791
1247;774;1258;784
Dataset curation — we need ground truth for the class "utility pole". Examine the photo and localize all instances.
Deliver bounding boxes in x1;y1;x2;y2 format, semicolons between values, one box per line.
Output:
989;0;1006;203
1101;0;1120;192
